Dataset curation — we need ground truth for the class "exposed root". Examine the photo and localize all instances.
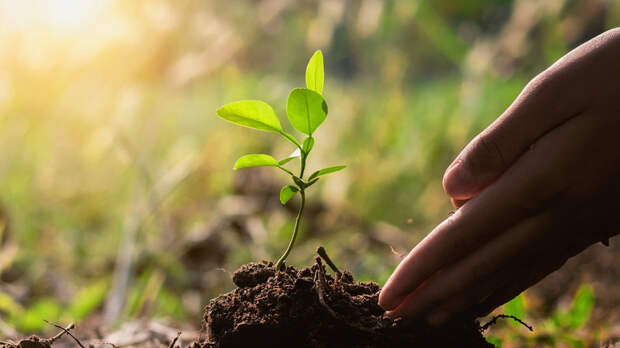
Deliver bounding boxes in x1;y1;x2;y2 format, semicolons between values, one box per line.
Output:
480;314;533;332
316;246;341;275
314;257;339;319
312;257;379;335
44;320;85;348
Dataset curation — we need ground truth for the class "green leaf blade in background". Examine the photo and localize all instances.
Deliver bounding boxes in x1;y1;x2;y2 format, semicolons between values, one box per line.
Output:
233;154;279;170
67;279;109;320
280;185;299;204
504;293;526;328
567;283;594;330
217;100;282;132
286;88;328;136
12;298;62;332
306;50;324;94
0;291;23;317
308;165;346;181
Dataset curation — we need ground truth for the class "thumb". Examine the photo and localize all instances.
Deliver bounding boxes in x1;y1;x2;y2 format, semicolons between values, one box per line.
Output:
443;132;508;200
444;29;616;199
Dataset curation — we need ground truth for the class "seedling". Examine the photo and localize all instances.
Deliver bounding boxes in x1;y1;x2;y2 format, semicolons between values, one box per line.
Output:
216;50;345;270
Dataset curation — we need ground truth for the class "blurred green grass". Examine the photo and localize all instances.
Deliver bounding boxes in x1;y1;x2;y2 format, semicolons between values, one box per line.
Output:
0;0;617;341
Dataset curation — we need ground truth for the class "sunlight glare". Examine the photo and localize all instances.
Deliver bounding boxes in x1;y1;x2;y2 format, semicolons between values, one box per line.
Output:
0;0;110;34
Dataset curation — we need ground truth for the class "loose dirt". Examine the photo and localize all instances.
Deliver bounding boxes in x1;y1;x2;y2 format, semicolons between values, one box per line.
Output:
202;258;492;348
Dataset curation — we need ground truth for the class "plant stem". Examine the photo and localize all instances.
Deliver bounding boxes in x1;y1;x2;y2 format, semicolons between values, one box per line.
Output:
279;131;303;151
277;165;295;177
275;190;305;270
300;151;307;178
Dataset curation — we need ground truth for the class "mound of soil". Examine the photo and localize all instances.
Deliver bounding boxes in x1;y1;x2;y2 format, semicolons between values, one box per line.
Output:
202;258;492;348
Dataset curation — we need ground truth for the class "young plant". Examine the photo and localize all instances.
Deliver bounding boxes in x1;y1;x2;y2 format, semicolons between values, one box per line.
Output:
216;50;345;270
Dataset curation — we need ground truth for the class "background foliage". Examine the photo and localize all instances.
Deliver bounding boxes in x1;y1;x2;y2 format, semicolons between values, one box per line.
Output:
0;0;618;345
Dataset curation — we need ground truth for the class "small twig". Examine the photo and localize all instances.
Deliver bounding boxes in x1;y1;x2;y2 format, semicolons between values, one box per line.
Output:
168;331;182;348
43;320;85;347
480;314;533;332
314;257;339;319
316;246;341;275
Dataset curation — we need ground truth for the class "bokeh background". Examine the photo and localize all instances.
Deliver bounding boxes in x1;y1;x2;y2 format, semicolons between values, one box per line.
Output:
0;0;618;346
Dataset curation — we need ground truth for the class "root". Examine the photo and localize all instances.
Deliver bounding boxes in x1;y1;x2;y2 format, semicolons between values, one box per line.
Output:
44;320;85;348
480;314;533;332
316;246;341;275
314;257;339;319
313;257;377;335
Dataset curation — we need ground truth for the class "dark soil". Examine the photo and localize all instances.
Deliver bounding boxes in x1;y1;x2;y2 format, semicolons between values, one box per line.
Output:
202;258;492;348
0;336;52;348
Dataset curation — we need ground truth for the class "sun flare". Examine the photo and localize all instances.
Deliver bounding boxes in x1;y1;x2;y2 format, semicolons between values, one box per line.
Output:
0;0;110;34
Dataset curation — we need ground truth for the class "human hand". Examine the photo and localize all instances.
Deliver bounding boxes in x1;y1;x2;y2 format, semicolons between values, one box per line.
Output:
379;28;620;325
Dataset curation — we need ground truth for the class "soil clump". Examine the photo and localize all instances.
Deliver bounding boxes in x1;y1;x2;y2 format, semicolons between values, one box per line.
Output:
203;258;492;348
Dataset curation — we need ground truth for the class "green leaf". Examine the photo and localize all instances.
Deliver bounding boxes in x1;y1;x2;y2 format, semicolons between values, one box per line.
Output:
0;291;23;316
308;165;346;181
305;177;319;188
67;279;109;320
302;137;314;153
279;148;301;165
280;185;299;204
217;100;282;132
566;283;594;329
485;336;503;347
286;88;328;136
233;154;279;170
504;294;526;328
11;298;61;332
305;50;324;94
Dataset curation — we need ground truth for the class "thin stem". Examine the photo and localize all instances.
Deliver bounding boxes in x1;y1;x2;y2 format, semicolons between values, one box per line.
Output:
299;151;308;178
275;190;305;270
279;131;303;151
44;320;84;348
276;165;295;177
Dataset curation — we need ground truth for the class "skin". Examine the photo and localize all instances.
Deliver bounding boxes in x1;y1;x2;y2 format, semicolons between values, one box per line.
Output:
378;28;620;325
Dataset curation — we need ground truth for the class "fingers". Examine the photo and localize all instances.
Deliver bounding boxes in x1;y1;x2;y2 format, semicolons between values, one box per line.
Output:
425;232;567;325
380;155;559;312
451;197;468;208
385;213;548;320
443;79;579;200
442;29;620;200
383;29;620;323
380;108;603;314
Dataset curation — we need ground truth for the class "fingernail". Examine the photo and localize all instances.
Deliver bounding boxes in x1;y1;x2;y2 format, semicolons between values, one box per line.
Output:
443;160;475;199
427;310;450;327
451;197;469;208
378;288;405;311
